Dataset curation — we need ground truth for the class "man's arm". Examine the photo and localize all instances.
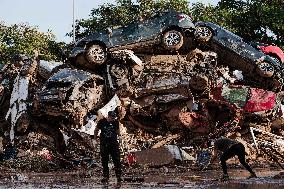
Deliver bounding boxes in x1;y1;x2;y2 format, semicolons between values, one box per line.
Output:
93;120;101;142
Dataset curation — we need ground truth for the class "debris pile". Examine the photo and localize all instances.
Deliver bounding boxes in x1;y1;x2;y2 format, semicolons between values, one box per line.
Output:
1;22;284;172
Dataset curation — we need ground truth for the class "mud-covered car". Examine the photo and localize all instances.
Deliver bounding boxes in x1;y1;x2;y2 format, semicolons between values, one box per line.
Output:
33;68;106;127
106;50;218;132
70;11;195;69
194;21;284;90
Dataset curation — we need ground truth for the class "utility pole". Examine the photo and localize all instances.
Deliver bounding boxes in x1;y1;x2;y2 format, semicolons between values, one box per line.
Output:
72;0;75;42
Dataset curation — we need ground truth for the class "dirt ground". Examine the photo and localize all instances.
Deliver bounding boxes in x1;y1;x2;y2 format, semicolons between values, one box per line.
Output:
0;165;283;189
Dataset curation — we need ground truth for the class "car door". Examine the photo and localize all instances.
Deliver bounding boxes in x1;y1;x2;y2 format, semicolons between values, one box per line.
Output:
109;22;141;47
215;26;258;59
215;26;243;53
137;13;166;42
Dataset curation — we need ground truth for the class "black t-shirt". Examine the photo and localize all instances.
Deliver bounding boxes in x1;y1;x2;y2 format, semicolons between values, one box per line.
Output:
97;118;119;142
214;137;239;152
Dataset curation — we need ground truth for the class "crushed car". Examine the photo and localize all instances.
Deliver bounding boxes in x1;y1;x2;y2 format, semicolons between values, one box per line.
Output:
105;49;218;132
70;11;195;69
194;21;284;91
33;68;106;127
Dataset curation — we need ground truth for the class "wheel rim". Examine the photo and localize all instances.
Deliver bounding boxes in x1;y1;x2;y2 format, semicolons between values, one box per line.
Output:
259;62;274;73
196;27;211;39
89;46;105;61
164;31;181;47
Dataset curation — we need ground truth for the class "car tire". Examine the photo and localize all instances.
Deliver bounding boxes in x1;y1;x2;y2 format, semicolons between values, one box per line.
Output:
162;30;184;51
256;62;274;77
85;44;107;65
194;26;213;43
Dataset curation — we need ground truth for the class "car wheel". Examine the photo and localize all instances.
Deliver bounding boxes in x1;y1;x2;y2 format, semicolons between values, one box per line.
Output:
162;30;184;51
85;44;106;65
256;62;274;77
194;26;212;43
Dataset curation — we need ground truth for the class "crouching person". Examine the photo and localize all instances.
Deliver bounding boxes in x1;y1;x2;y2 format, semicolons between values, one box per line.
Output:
94;111;122;184
211;137;257;180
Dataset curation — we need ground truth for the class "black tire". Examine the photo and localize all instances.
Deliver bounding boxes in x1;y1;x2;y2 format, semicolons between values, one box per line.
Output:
162;30;184;51
256;62;274;78
194;26;213;43
85;44;107;65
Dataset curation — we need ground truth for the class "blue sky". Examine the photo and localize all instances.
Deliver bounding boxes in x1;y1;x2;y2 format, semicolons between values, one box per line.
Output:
0;0;219;43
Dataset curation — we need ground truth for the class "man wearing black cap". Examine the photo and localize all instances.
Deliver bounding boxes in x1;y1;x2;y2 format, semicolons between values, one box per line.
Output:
94;110;122;184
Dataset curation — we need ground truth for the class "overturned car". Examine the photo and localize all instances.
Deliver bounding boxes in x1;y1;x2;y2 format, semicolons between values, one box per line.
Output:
194;21;284;91
33;68;106;127
70;11;195;69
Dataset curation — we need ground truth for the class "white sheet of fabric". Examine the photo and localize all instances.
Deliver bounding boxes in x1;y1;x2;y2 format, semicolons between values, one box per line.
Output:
97;94;121;118
5;75;29;144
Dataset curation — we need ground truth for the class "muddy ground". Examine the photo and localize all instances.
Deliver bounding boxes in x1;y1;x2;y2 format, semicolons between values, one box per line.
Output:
0;163;283;189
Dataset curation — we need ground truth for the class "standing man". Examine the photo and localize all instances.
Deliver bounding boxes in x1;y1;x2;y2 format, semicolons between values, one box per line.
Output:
94;110;122;184
211;137;257;180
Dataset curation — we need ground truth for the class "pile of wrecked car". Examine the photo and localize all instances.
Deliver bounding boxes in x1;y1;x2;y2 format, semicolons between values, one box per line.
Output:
0;10;284;172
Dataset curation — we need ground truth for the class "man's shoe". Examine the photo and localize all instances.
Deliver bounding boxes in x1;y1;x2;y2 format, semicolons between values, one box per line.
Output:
220;174;229;181
248;173;257;179
101;177;109;183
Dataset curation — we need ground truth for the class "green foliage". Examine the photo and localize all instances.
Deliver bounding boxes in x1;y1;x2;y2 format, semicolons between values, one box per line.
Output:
0;22;65;64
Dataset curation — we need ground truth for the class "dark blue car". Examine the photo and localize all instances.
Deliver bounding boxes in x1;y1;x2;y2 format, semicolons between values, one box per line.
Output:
70;11;195;69
194;21;284;91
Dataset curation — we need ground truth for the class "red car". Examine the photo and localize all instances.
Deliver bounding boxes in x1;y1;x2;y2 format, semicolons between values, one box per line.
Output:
255;43;284;65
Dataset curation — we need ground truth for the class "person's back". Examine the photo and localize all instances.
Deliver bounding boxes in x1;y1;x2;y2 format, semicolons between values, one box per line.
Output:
214;137;239;152
211;136;256;180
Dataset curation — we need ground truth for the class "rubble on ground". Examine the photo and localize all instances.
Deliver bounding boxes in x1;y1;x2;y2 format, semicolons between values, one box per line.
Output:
0;46;284;172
